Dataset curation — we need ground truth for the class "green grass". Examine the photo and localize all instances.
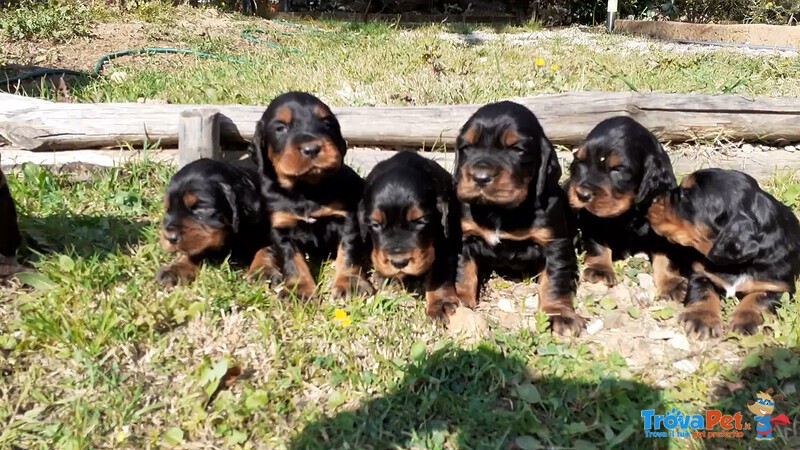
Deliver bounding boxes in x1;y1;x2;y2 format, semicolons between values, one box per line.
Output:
2;5;800;449
0;0;96;42
1;161;799;449
3;6;800;104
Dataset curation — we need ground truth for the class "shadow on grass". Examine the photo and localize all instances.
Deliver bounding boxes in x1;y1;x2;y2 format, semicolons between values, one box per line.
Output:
705;346;800;449
0;64;93;97
17;214;150;262
288;345;669;449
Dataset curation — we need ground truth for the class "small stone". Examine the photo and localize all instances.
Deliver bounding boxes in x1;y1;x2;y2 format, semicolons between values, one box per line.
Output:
637;273;654;289
497;297;515;313
668;334;690;351
673;359;697;373
655;379;671;389
634;289;652;307
648;328;679;340
607;284;633;304
785;145;797;152
725;381;746;393
604;310;624;329
109;71;128;84
447;307;489;342
636;273;657;298
523;294;538;309
586;319;604;335
741;143;755;152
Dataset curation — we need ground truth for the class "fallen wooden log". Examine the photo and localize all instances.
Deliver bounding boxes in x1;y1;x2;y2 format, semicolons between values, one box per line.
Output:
2;147;799;182
1;92;800;152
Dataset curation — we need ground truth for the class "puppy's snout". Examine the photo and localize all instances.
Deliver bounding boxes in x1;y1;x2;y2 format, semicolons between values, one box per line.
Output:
390;256;410;269
470;168;497;186
300;143;322;158
575;186;593;202
164;232;180;245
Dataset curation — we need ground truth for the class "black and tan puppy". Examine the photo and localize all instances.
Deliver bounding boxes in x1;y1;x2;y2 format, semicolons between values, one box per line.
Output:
359;151;461;320
565;116;698;302
648;168;800;337
454;101;582;335
249;91;373;298
0;164;22;278
157;158;278;287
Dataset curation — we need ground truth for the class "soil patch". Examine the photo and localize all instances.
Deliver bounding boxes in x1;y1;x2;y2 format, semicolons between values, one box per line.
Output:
617;20;800;49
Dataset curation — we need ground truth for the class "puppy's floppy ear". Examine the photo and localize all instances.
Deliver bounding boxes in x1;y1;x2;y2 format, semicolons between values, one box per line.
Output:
636;143;675;207
534;135;561;201
249;118;268;173
451;149;460;181
220;182;240;233
436;196;450;240
357;199;368;241
329;114;348;158
707;213;760;265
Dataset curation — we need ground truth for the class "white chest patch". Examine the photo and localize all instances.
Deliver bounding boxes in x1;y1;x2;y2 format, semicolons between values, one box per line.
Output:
725;275;751;298
486;229;502;246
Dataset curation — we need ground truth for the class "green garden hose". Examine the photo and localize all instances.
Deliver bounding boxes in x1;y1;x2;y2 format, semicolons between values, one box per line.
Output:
2;19;317;85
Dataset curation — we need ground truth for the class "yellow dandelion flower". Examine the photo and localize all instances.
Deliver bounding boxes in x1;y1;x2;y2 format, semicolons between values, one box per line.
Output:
333;308;351;326
551;64;559;71
535;58;545;67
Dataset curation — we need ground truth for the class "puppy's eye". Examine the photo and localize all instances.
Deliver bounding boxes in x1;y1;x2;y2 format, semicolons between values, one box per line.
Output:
609;167;627;177
369;222;382;231
273;123;289;134
411;217;428;228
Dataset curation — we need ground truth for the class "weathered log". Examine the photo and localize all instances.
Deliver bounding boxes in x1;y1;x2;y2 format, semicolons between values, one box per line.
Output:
2;147;799;183
1;91;800;152
177;108;221;167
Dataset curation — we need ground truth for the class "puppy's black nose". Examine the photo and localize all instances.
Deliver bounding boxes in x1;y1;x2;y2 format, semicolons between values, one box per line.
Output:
390;257;410;269
300;143;322;158
576;187;593;202
471;169;494;186
165;232;180;245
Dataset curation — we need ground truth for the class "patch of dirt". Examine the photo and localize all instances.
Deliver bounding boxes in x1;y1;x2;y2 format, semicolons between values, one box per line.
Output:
438;26;798;57
617;19;800;50
0;9;255;77
474;259;745;388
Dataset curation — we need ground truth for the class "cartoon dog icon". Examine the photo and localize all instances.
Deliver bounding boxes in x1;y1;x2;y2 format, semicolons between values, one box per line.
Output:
747;388;791;440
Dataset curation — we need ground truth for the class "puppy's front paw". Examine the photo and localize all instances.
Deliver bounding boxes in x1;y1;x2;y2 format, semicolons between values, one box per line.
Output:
332;275;375;298
542;306;586;337
282;276;317;300
156;266;186;288
425;294;459;323
729;305;765;336
455;282;478;309
248;268;282;286
582;266;617;286
658;277;688;303
679;304;722;339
